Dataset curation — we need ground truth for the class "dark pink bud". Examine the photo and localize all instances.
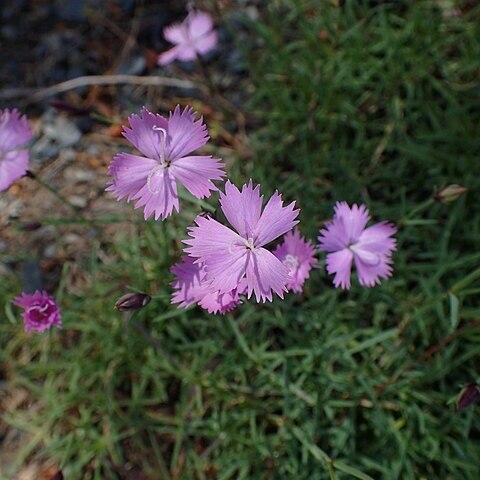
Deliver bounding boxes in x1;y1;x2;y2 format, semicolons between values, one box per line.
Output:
434;184;468;204
456;383;480;410
115;292;151;312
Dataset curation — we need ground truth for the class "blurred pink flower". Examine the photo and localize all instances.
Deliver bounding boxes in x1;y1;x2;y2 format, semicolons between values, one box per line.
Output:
318;202;397;289
0;109;33;192
274;229;316;293
158;11;218;65
171;256;244;314
184;180;299;302
106;106;225;220
12;290;62;333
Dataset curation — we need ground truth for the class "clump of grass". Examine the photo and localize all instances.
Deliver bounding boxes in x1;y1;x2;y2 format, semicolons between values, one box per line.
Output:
1;1;480;478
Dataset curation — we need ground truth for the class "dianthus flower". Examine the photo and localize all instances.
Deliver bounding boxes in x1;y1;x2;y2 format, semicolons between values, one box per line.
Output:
171;256;244;314
184;180;299;302
318;202;397;289
106;106;225;220
12;290;62;333
274;229;317;293
0;109;33;192
158;11;218;66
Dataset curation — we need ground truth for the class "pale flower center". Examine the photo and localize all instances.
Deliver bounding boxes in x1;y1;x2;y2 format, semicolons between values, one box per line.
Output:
227;236;256;254
283;254;299;270
349;243;381;266
147;126;170;194
243;237;256;250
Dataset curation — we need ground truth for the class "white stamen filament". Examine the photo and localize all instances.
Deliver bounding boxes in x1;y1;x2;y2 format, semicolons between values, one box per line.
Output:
152;126;168;165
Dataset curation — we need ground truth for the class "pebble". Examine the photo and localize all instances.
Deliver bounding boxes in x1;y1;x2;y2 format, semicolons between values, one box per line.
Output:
68;195;88;208
44;116;82;147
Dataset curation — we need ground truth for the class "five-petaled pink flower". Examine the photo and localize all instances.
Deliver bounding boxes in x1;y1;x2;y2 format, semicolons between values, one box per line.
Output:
318;202;397;289
171;256;244;314
0;109;33;192
158;11;218;66
106;106;225;220
184;180;299;302
12;290;62;333
274;229;317;293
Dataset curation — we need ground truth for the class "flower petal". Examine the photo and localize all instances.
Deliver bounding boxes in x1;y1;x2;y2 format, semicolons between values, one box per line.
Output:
334;202;370;243
357;221;397;255
123;107;168;160
187;11;214;40
163;23;188;45
106;152;158;201
219;180;263;238
166;106;209;160
184;215;245;260
0;109;32;151
171;155;225;199
354;253;393;287
253;191;299;247
130;167;179;220
158;46;184;66
245;247;289;302
198;289;241;315
274;229;317;293
171;256;206;308
184;215;248;294
195;31;218;55
325;249;353;290
0;149;29;192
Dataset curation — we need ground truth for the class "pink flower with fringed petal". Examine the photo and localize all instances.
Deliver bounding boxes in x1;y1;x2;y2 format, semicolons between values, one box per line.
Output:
158;11;218;66
184;180;299;303
12;290;62;333
106;106;225;220
171;256;245;315
0;109;33;192
274;229;317;293
318;202;397;289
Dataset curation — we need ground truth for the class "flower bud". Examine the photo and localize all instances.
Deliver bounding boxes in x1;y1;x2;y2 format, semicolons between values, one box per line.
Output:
434;184;468;204
114;292;151;312
456;383;480;410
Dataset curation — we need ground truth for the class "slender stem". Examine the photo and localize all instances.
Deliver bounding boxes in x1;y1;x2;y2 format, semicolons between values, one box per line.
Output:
398;198;435;225
25;171;82;215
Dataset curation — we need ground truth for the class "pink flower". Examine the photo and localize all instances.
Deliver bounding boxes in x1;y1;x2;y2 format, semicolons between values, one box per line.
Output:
12;290;62;333
318;202;397;289
184;180;299;302
158;11;218;66
274;229;317;293
171;256;244;314
0;109;33;192
106;106;225;220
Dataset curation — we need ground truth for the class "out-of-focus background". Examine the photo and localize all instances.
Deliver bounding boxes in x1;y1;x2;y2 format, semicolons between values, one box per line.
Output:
1;1;479;479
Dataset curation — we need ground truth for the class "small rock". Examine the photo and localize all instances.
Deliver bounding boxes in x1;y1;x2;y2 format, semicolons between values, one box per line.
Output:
44;116;82;147
30;136;60;162
68;195;87;208
64;168;96;183
43;244;57;259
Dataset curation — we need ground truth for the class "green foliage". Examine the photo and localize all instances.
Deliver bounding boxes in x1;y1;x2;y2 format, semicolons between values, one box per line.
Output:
1;1;480;478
